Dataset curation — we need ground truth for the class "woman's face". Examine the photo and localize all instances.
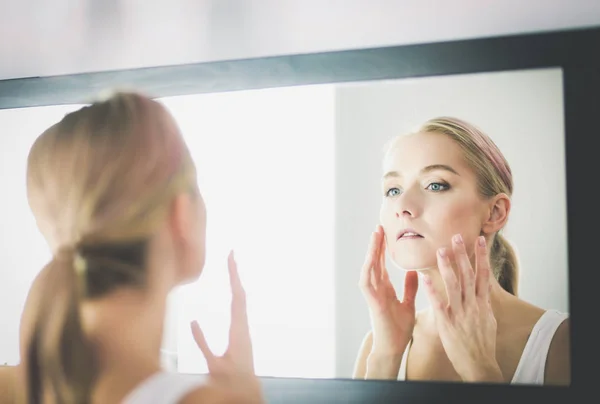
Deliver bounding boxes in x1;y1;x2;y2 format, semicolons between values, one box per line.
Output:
380;131;489;271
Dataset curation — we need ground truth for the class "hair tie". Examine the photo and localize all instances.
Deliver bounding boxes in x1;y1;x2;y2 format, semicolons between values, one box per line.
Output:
73;253;87;276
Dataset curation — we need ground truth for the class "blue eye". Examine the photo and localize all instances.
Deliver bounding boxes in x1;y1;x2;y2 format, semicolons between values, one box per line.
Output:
426;182;450;192
386;187;401;197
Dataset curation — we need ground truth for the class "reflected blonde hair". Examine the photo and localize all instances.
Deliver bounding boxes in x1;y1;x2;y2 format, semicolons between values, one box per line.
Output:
386;117;519;296
24;91;198;403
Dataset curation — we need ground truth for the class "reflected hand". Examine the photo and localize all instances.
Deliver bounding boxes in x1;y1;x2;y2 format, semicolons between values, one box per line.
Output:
423;234;503;382
191;251;264;402
359;225;419;358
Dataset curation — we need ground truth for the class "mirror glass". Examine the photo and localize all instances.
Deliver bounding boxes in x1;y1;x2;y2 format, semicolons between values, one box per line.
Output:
0;67;568;384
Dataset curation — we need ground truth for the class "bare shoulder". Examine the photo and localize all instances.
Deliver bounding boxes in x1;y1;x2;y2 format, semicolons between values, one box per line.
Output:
178;385;229;404
179;383;262;404
544;317;570;386
0;366;17;404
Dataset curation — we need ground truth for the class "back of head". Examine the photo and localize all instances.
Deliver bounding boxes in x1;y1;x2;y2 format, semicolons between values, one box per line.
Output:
387;117;519;296
22;91;198;403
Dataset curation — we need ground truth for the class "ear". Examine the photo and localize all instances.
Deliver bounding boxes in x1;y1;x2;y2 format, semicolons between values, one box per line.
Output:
481;193;511;234
168;193;196;245
167;192;206;283
169;193;197;259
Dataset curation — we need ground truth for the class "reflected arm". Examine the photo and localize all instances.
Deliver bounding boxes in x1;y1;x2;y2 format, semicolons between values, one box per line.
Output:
352;331;404;380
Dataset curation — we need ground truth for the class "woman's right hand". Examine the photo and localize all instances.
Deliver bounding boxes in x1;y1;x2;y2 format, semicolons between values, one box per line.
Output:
359;226;419;363
191;251;264;403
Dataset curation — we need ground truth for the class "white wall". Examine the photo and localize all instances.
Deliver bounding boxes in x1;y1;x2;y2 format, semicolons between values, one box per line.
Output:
0;86;338;378
160;87;336;378
0;0;599;80
333;67;568;377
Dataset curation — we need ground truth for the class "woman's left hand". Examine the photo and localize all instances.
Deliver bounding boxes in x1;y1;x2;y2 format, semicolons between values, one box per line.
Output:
423;234;504;383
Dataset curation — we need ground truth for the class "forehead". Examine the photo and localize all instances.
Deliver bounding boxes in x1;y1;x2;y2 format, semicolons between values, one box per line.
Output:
383;131;467;174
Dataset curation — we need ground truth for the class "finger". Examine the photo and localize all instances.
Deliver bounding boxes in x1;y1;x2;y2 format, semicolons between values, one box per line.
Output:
402;270;419;307
228;251;249;334
452;234;475;304
359;232;378;297
475;236;492;301
371;228;383;287
378;226;387;281
422;274;446;320
436;247;462;310
190;321;215;364
378;227;397;299
382;265;398;300
360;232;376;287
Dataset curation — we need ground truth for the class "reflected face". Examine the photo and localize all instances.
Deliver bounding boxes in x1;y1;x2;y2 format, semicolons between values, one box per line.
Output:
380;132;488;270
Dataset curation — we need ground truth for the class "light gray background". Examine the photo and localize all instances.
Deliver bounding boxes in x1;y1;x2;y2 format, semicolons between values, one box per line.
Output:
1;0;598;80
333;67;568;377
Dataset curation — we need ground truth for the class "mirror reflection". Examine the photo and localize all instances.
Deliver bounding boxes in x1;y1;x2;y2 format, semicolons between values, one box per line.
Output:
0;67;569;386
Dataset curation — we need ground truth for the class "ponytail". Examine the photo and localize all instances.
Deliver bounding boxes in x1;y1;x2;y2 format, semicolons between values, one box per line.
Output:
25;251;97;404
490;233;519;296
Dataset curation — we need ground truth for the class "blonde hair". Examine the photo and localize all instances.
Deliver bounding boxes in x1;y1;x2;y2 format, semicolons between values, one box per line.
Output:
24;91;198;403
386;117;519;296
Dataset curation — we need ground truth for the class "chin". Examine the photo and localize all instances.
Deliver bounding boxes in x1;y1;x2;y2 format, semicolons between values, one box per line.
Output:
390;248;437;271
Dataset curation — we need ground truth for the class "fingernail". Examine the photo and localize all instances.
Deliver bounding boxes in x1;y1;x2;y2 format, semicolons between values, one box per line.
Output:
478;236;486;248
453;234;463;244
438;247;447;258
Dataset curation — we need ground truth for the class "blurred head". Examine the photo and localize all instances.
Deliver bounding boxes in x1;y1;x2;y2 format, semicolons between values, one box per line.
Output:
27;91;207;289
379;117;518;295
22;91;206;403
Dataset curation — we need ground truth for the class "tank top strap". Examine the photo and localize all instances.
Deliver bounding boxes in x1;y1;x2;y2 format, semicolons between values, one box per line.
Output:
510;309;569;385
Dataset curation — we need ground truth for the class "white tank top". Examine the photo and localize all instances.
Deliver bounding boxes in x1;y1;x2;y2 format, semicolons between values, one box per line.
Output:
397;309;568;384
122;372;208;404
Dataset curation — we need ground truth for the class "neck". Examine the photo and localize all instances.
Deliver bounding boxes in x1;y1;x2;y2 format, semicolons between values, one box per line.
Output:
82;246;179;402
417;266;513;331
83;287;168;373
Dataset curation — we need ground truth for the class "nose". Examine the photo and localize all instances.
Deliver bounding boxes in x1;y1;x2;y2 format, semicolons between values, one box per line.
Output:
395;188;421;218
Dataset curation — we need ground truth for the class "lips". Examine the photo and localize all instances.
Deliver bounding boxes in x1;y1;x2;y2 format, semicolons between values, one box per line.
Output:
397;228;424;240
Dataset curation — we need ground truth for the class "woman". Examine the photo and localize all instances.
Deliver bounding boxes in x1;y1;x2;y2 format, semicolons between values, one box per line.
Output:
0;365;17;403
13;92;264;403
352;117;570;385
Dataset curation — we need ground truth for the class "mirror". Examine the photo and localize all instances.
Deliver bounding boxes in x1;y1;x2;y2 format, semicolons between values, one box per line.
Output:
0;66;568;385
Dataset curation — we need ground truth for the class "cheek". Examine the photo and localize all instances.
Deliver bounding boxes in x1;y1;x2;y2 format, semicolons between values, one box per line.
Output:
428;198;483;246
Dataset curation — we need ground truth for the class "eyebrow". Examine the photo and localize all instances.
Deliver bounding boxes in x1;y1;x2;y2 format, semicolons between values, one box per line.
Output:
383;164;460;179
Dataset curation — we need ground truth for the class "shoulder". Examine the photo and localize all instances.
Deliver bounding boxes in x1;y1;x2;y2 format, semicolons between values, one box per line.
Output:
179;381;263;404
178;385;231;404
544;316;570;386
0;366;18;403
